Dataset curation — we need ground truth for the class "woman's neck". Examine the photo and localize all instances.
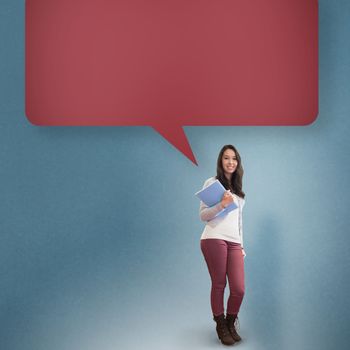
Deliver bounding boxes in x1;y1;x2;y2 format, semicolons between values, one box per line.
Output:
224;175;233;192
224;173;233;182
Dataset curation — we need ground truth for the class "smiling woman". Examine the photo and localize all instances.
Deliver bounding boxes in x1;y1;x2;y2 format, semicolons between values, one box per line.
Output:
199;144;246;346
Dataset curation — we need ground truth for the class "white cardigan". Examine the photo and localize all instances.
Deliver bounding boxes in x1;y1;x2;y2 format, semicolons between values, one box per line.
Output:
199;177;246;248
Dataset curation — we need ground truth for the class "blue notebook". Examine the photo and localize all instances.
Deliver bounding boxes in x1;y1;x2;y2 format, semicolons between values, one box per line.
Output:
195;179;238;218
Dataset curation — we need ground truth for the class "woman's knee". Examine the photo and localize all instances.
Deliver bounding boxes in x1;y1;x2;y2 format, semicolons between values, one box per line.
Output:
212;280;227;291
230;285;245;298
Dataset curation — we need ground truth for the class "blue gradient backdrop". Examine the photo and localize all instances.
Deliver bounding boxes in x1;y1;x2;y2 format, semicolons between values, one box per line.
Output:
1;1;350;349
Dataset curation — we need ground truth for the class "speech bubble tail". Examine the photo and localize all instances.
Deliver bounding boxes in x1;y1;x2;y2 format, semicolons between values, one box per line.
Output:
152;124;198;165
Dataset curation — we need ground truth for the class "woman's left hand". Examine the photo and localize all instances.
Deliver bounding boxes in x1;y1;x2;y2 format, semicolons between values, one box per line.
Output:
242;249;246;258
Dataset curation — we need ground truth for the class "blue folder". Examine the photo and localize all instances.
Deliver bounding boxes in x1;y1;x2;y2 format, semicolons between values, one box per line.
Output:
195;179;238;218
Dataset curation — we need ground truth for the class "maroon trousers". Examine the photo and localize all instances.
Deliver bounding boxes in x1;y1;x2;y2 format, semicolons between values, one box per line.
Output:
200;239;245;316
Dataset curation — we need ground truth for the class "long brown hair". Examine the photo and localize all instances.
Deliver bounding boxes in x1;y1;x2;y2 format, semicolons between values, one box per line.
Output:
216;145;245;199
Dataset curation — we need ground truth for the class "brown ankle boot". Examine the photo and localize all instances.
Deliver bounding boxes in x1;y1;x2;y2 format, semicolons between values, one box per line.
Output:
226;314;242;342
213;314;235;345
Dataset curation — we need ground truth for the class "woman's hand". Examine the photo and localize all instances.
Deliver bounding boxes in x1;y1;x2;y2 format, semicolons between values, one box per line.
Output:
221;190;234;208
242;249;246;258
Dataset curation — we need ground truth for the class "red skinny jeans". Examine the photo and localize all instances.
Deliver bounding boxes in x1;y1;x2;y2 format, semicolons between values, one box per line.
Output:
200;239;245;316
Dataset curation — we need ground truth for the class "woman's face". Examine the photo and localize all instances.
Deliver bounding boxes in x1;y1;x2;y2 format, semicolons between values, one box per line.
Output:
222;149;238;177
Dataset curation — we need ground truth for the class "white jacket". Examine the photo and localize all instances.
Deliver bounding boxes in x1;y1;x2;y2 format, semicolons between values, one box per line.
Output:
199;177;246;249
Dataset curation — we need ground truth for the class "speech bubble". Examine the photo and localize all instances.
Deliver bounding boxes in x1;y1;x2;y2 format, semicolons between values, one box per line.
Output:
25;0;318;165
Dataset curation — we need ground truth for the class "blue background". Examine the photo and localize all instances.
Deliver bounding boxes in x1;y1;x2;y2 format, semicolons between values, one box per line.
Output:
1;1;350;349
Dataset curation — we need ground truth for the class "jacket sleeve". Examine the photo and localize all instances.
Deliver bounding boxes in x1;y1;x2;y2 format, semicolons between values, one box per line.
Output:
239;198;246;252
199;200;223;222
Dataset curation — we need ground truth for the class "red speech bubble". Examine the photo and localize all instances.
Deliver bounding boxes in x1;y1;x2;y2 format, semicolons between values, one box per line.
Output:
26;0;318;164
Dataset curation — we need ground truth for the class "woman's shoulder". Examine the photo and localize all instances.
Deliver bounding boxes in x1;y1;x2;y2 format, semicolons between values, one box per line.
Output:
202;176;217;187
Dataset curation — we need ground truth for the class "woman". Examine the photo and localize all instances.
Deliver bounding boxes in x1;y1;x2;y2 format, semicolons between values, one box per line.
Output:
199;144;246;346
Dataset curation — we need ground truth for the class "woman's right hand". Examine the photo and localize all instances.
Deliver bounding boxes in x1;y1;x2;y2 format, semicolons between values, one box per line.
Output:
221;190;234;208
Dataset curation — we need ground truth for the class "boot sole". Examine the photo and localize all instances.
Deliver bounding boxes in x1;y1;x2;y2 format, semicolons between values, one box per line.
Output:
220;338;236;346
